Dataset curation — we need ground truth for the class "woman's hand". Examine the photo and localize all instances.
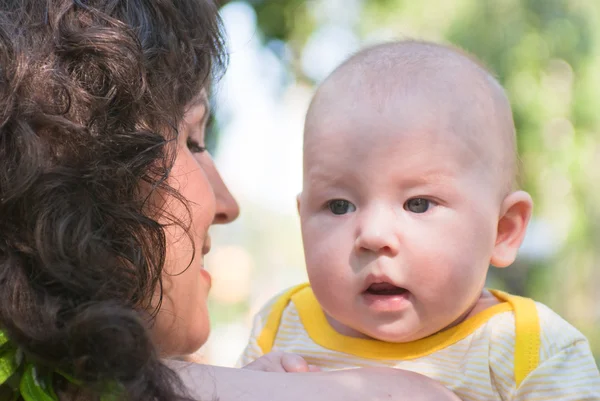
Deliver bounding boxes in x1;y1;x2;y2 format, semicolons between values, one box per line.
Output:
242;351;320;373
169;360;462;401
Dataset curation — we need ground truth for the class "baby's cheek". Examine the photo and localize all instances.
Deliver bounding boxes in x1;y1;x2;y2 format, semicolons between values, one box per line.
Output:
411;246;467;288
305;247;334;282
305;235;352;295
304;219;346;259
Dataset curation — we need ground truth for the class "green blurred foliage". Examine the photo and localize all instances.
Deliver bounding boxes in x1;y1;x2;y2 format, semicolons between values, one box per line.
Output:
228;0;600;360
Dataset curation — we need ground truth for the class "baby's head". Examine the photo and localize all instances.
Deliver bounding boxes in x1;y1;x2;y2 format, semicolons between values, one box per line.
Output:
298;41;533;342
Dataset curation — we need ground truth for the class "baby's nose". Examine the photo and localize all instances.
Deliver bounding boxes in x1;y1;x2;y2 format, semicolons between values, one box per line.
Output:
354;206;400;255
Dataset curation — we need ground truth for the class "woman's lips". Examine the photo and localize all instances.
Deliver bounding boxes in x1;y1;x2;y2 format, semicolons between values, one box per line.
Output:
200;268;212;288
200;236;212;288
202;235;212;255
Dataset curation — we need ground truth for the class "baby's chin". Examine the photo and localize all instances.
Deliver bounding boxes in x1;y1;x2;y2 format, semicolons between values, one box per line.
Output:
327;313;422;343
345;315;447;343
359;326;429;343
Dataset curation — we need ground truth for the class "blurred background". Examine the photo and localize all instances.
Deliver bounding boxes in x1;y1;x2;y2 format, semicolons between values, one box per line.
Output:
197;0;600;367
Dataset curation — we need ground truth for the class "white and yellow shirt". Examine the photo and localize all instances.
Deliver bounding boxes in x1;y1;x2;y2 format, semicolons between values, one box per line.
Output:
239;284;600;401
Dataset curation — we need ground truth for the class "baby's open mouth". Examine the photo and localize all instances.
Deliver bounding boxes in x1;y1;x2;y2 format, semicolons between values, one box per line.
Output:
365;282;408;296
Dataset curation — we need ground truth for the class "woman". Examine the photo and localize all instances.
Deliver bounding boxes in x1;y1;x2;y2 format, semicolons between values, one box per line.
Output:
0;0;460;400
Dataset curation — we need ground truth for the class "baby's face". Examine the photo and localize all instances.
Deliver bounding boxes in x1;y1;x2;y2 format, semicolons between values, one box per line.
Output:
299;97;504;342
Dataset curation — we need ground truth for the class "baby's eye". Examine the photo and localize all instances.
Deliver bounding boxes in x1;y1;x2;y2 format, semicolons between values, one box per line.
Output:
187;138;206;154
404;198;432;213
327;199;356;215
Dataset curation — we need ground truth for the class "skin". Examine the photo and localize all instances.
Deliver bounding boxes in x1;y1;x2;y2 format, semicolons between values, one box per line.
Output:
152;89;464;400
171;361;463;401
243;351;321;372
152;92;240;357
298;42;533;342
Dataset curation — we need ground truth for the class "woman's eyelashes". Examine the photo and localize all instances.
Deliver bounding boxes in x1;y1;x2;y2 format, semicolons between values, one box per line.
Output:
185;110;210;154
187;138;206;154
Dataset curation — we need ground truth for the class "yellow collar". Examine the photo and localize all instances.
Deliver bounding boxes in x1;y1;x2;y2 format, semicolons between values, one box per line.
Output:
291;286;514;360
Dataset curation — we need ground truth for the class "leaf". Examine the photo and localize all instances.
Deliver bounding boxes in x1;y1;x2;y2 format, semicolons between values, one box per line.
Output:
100;381;125;401
0;332;8;348
19;364;58;401
0;348;18;386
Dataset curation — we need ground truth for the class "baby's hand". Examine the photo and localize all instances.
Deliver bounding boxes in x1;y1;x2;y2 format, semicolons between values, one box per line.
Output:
243;351;320;373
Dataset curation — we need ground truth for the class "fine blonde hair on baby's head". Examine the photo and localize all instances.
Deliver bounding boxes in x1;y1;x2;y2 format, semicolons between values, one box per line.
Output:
305;40;519;197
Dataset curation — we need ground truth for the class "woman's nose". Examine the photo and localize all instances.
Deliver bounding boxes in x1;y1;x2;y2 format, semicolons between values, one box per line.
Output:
203;155;240;224
214;183;240;224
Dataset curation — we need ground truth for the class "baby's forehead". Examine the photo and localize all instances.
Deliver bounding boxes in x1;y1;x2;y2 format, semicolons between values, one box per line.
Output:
313;44;499;117
309;74;502;157
306;102;491;172
304;41;517;194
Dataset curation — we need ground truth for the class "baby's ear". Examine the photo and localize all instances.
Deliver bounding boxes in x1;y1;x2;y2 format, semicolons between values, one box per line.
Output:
490;191;533;268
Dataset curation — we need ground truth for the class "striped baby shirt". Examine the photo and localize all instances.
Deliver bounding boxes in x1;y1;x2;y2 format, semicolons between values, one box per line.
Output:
239;283;600;401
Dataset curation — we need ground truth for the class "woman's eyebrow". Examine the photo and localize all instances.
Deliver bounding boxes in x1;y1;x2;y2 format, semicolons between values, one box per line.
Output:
199;96;210;125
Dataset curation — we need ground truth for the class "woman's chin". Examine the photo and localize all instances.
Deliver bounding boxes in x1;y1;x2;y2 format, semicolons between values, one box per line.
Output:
182;324;210;356
160;331;210;359
154;312;211;358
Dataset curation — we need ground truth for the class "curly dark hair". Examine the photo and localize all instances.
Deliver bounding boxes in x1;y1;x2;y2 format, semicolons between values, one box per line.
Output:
0;0;225;399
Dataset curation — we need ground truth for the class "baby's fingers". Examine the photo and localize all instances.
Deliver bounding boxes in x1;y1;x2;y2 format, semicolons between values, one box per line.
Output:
308;364;321;372
243;352;287;372
281;352;311;373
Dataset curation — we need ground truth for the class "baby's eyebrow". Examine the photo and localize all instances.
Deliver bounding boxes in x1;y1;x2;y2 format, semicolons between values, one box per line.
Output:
400;172;454;186
304;170;350;189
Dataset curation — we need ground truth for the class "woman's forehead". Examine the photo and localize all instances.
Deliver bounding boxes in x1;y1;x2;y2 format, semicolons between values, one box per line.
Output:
184;91;209;121
188;89;209;109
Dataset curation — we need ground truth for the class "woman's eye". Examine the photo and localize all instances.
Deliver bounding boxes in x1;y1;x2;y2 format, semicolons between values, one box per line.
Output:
404;198;432;213
327;199;356;215
187;138;206;154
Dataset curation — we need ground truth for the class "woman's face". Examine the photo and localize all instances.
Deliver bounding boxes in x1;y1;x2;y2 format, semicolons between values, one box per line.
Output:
152;93;239;357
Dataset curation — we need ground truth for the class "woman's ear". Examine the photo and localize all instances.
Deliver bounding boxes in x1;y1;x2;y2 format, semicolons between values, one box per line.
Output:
490;191;533;268
296;193;302;215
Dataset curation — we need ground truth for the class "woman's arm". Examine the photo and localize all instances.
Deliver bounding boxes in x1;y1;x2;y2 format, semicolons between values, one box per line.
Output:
170;361;461;401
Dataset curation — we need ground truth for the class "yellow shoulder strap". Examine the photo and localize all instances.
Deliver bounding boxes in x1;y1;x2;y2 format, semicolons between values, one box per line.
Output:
491;290;541;387
257;283;310;354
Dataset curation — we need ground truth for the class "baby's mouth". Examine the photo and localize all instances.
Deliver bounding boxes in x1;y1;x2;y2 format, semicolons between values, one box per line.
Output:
364;282;408;296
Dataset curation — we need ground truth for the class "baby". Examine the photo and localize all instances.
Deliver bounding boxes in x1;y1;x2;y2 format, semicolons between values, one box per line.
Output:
240;41;600;399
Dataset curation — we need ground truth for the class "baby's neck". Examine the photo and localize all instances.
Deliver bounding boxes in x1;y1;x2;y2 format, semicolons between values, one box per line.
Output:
462;289;501;319
325;314;373;340
443;289;500;331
